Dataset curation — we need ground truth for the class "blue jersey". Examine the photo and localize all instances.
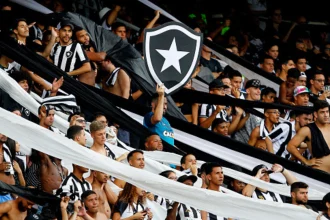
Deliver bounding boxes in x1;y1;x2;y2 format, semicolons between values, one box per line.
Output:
143;112;174;146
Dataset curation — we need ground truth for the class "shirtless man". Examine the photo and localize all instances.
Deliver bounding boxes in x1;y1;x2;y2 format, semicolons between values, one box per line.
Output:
32;106;68;193
75;27;106;86
0;196;34;220
81;190;108;220
279;68;300;105
92;171;111;219
287;100;330;173
99;55;130;99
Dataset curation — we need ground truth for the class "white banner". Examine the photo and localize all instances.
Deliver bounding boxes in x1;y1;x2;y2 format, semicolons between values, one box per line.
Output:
0;69;326;200
122;109;330;199
0;107;325;220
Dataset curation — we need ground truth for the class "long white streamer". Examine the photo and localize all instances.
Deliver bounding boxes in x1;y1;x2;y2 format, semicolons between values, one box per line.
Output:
0;69;326;200
122;109;330;199
0;107;325;220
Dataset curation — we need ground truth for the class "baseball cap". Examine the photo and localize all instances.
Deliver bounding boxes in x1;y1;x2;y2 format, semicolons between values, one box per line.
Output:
99;7;111;20
177;174;198;184
209;79;230;90
299;72;307;78
293;86;310;97
245;79;261;89
58;20;74;30
251;164;273;176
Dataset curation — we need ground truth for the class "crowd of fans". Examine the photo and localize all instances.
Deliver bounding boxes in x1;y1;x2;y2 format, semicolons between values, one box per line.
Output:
0;0;330;219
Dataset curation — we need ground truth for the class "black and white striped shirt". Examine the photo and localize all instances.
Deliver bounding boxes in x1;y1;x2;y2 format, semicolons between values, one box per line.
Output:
207;213;227;220
50;42;89;72
60;173;91;198
199;104;228;129
169;202;201;220
265;121;292;158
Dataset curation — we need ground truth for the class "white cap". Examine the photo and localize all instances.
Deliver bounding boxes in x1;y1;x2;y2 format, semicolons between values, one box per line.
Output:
99;7;111;20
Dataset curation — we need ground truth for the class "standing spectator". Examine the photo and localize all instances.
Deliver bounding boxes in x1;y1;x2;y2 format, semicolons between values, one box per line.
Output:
0;133;15;203
25;106;68;194
74;27;106;86
200;37;223;79
309;70;330;105
242;164;297;202
143;84;174;146
287;100;330;173
59;126;91;198
112;183;153;220
234;79;262;144
99;54;131;99
279;68;300;105
277;55;296;81
229;70;244;99
261;87;277;103
175;78;199;125
92;171;113;219
114;150;145;189
199;79;229;129
50;20;91;77
180;153;198;176
212;118;230;137
166;175;201;220
319;192;330;219
155;170;176;209
144;134;163;151
200;162;229;220
77;190;109;220
290;181;318;211
0;196;34;219
111;22;127;40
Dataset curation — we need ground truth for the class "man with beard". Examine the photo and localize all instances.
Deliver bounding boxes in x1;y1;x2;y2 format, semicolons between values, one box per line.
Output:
50;20;91;78
74;27;106;86
288;100;330;173
143;84;174;146
290;181;318;212
0;196;34;219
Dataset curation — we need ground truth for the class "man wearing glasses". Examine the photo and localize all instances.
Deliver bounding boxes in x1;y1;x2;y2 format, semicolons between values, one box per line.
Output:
199;79;230;130
309;70;330;105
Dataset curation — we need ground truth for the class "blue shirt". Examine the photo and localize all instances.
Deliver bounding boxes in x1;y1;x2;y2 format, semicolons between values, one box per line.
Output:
143;112;174;146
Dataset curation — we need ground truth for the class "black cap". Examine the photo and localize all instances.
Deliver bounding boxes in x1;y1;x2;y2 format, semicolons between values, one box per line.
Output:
251;164;273;176
177;174;197;184
59;20;74;30
245;79;261;89
209;79;230;90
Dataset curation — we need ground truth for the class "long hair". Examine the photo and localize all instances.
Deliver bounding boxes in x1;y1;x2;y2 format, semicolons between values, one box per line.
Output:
118;183;145;207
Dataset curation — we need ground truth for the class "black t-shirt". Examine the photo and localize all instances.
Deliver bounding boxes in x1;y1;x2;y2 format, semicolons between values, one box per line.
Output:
200;56;223;73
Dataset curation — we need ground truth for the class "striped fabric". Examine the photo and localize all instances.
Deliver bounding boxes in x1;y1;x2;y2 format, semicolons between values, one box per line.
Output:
40;94;79;114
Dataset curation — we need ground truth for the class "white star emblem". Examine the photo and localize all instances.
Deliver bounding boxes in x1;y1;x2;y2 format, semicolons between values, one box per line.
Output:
156;38;189;74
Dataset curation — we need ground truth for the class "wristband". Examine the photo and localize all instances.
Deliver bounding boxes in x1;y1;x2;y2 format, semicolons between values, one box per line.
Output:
280;167;285;173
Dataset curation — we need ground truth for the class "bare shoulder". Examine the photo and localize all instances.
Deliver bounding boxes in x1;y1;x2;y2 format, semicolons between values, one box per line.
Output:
0;200;12;214
98;212;109;220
